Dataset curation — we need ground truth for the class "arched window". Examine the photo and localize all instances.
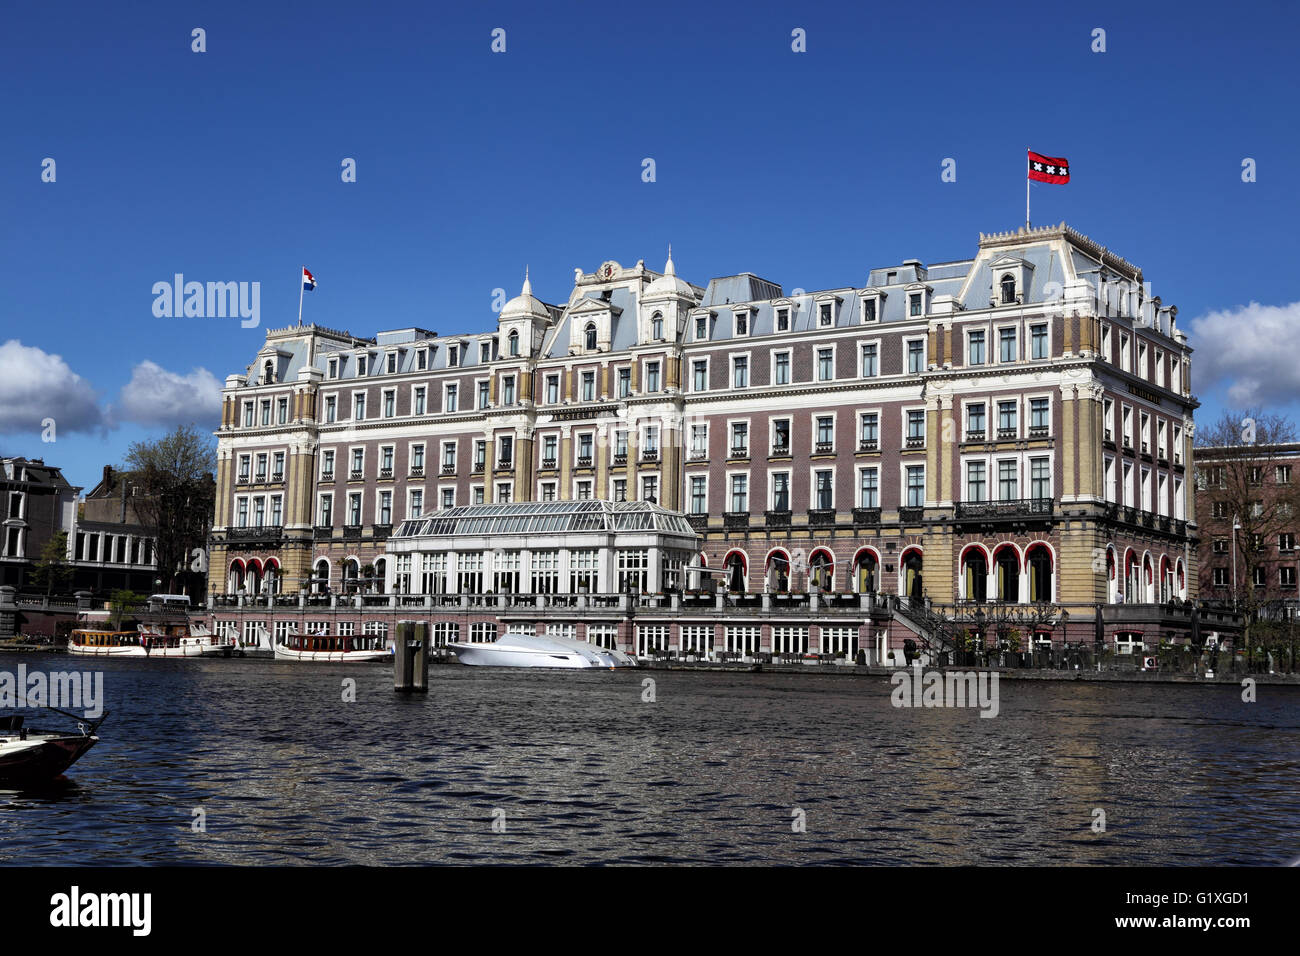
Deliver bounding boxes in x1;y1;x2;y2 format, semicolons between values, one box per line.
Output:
373;557;387;595
584;323;597;350
961;546;988;602
901;549;924;601
809;549;834;591
766;550;790;592
724;551;747;592
312;558;330;594
994;545;1019;602
1000;274;1016;304
507;329;519;356
264;558;281;596
651;312;663;340
1027;544;1053;603
853;550;878;594
228;559;246;595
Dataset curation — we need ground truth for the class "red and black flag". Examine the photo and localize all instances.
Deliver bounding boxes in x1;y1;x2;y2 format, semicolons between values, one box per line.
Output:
1027;150;1070;184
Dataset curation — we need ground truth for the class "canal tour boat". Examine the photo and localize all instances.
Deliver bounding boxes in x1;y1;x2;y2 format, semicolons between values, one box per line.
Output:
66;629;149;657
273;628;392;663
0;710;106;786
136;622;236;658
447;632;638;669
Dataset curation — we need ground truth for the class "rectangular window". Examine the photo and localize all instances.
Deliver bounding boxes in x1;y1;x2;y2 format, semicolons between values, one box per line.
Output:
1000;327;1017;362
690;476;707;514
819;302;833;327
1030;398;1049;434
353;394;366;420
689;425;707;458
1030;457;1050;499
348;493;362;525
645;362;660;393
967;403;986;439
414;387;426;415
967;461;987;502
730;475;748;513
277;398;288;424
905;466;925;507
1031;324;1048;359
732;356;749;388
776;308;790;331
772;472;790;511
998;460;1018;501
410;490;423;518
324;396;336;423
906;410;925;444
613;478;627;502
909;294;921;317
734;312;749;336
968;330;985;365
772;418;790;455
618;368;631;398
546;375;559;404
859;468;878;507
775;351;790;385
859;412;878;448
815;470;833;510
730;422;749;457
383;390;395;418
816;415;834;451
907;340;924;374
861;343;878;377
861;299;876;323
502;376;515;405
478;382;490;409
581;371;595;401
998;401;1018;438
693;360;707;391
378;491;392;525
319;494;332;526
817;348;833;381
695;316;708;340
444;384;457;412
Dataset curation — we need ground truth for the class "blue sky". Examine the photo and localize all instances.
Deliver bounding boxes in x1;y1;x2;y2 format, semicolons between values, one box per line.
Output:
2;0;1298;489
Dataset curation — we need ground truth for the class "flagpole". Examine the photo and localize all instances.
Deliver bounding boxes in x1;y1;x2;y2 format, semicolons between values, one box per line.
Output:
297;265;305;327
1025;148;1030;231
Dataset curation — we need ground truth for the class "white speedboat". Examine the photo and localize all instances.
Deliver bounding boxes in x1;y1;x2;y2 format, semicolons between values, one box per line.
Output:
448;633;637;668
0;711;105;786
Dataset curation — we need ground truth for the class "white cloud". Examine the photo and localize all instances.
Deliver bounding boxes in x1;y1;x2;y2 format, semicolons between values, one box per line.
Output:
1185;301;1300;408
113;361;222;428
0;339;104;435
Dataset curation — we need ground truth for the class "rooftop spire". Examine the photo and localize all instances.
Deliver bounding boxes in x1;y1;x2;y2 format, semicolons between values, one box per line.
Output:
522;265;532;297
664;243;675;277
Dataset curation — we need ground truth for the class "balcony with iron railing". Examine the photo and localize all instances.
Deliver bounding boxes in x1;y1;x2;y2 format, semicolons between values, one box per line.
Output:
954;498;1054;520
1028;426;1048;439
965;431;986;442
225;525;284;544
540;458;557;470
686;513;710;530
613;453;628;466
765;509;791;529
379;468;393;480
688;448;708;461
905;436;925;449
472;461;485;474
996;428;1017;441
372;524;392;539
807;508;836;527
853;507;881;527
350;469;363;480
814;441;834;455
898;507;925;524
857;439;878;452
641;449;660;463
343;525;363;539
314;525;334;538
729;446;750;460
320;471;334;482
496;459;513;471
576;456;593;468
770;443;791;458
724;511;750;530
409;466;424;478
441;463;456;475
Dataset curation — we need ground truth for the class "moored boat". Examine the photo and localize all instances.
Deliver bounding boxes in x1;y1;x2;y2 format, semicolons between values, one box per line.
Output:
0;711;105;786
273;629;391;663
66;629;148;657
448;632;637;668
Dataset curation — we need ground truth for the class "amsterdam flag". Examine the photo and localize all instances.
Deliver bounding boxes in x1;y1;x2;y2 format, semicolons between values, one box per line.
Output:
1027;150;1070;184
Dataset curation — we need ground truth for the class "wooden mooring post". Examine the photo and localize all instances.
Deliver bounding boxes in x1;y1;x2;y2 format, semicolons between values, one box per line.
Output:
393;620;430;693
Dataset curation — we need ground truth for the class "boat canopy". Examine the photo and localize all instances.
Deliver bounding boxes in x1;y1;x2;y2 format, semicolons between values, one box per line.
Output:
392;498;697;539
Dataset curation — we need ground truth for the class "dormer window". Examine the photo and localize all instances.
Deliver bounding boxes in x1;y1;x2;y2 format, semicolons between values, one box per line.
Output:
1000;274;1016;304
415;349;427;371
776;308;790;332
584;323;597;350
909;294;922;317
480;342;491;363
386;352;397;374
357;355;367;376
448;345;459;367
819;303;833;327
508;329;520;357
651;312;664;340
327;357;338;379
862;299;876;323
695;315;707;340
734;311;749;337
263;360;274;383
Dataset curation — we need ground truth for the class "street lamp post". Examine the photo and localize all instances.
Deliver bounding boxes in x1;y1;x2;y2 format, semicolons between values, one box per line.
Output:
1232;514;1241;611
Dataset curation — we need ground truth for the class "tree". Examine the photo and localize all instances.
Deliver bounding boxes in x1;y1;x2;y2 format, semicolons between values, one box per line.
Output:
1194;409;1300;658
122;425;217;597
31;530;72;598
109;589;141;630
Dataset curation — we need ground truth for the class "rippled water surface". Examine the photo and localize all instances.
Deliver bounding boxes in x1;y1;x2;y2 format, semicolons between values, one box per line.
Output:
1;654;1296;865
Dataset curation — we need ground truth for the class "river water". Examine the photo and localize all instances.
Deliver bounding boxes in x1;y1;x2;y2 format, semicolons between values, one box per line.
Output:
1;655;1296;865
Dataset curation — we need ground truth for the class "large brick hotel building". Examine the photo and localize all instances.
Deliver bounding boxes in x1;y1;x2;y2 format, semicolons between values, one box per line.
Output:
208;223;1216;660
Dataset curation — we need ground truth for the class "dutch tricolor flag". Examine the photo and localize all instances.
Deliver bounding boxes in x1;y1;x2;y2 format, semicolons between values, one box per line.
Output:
302;267;316;292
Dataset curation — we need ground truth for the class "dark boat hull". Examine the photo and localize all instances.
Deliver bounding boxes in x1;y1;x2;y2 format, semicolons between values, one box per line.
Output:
0;735;98;785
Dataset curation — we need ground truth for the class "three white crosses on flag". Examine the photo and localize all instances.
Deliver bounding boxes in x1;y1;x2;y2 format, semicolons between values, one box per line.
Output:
297;266;316;326
1025;148;1069;229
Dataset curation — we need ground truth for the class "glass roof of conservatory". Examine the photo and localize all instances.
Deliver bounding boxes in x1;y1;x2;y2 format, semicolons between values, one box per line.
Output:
392;499;698;539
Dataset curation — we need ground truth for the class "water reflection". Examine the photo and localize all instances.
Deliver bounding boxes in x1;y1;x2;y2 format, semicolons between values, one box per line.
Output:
1;655;1296;864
